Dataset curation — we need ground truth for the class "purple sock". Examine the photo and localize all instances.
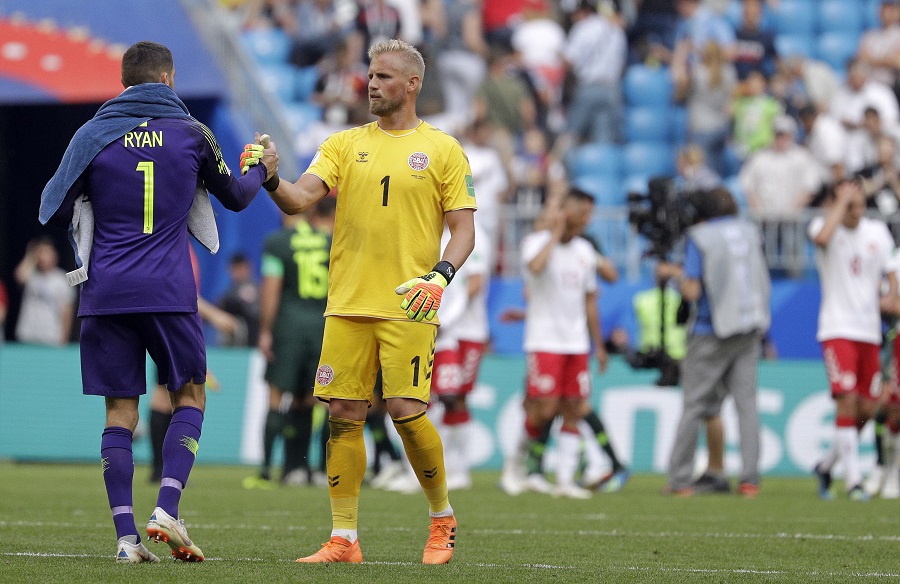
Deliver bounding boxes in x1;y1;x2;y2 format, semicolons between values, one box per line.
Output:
101;426;138;542
156;406;203;518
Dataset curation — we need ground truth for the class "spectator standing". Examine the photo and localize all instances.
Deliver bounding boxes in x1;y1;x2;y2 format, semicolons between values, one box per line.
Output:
811;179;898;501
311;38;371;127
675;143;721;193
830;58;900;175
672;0;735;73
732;0;776;81
738;115;820;218
798;104;848;204
857;0;900;100
435;0;488;124
354;0;403;61
510;0;568;131
673;40;736;176
13;237;74;346
559;0;627;145
773;55;840;116
860;135;900;215
217;252;261;346
664;188;770;498
731;70;781;161
286;0;356;68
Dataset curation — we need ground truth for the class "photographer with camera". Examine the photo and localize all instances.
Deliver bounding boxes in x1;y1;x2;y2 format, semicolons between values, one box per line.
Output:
661;187;771;498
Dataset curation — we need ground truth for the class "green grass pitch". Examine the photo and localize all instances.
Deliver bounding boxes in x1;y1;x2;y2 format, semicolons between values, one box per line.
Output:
1;462;898;583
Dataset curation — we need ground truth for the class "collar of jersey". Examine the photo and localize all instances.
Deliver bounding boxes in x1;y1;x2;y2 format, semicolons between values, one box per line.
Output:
376;120;423;137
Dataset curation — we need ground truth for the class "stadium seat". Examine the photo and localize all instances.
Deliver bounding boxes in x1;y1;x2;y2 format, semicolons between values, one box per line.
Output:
293;66;319;102
867;0;883;30
817;0;863;33
624;106;670;142
774;34;815;59
668;106;688;146
623;65;673;107
773;0;815;36
816;32;860;71
566;141;622;179
283;101;323;133
573;176;625;206
725;0;774;32
623;142;675;178
241;29;291;65
257;63;298;102
623;174;650;197
723;175;748;213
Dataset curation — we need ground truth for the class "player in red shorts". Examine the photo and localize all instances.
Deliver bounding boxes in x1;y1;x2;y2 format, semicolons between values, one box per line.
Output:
810;179;899;500
500;188;608;499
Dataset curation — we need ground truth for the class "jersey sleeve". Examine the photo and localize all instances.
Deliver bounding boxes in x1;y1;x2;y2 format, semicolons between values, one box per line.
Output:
441;141;477;212
683;237;703;280
521;231;551;266
807;216;825;241
304;133;343;189
194;121;265;211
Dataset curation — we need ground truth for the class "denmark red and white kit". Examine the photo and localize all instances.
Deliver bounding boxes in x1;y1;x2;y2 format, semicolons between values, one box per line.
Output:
521;230;597;399
810;216;896;398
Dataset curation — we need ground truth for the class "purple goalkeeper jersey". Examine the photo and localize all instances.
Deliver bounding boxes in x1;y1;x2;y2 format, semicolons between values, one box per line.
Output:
60;117;266;316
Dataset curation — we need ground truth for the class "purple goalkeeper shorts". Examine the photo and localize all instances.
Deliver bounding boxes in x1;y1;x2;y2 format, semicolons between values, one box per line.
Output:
80;313;207;397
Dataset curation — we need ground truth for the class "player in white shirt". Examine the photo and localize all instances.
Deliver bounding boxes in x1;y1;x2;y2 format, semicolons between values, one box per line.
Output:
809;178;899;500
501;188;608;499
430;223;492;490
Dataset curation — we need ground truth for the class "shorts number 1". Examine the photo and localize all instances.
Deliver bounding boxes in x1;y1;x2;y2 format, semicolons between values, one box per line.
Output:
410;355;420;387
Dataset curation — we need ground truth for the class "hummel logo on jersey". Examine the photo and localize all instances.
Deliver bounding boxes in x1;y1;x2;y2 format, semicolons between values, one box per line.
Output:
356;151;369;163
329;474;340;487
423;467;438;479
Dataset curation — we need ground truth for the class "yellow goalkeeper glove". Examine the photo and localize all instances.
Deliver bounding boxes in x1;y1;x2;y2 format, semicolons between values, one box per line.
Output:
240;144;264;175
240;134;271;175
395;261;456;322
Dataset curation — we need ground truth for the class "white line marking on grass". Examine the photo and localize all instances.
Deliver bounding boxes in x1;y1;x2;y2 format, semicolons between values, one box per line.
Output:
619;566;900;578
4;552;898;577
5;521;899;545
1;552;269;562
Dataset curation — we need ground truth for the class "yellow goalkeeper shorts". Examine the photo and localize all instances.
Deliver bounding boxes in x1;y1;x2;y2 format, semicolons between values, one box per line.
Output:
313;315;437;404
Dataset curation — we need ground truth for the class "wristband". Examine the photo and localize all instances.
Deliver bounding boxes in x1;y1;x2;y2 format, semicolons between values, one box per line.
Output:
263;172;280;192
432;260;456;285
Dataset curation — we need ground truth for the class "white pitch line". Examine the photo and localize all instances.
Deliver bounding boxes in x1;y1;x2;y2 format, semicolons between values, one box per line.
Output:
3;521;899;544
3;552;898;578
619;566;900;578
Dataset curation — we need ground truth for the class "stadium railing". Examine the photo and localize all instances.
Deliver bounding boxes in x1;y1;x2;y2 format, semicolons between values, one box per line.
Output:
495;205;900;281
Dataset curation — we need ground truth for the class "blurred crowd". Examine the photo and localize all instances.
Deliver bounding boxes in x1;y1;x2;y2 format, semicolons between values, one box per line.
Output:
9;0;900;345
216;0;900;281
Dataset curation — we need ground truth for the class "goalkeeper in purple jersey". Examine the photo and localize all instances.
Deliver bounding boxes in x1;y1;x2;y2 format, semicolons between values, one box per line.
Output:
40;41;278;563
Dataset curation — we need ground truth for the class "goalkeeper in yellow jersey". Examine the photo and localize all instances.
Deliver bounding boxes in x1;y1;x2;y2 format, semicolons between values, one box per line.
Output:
242;38;476;564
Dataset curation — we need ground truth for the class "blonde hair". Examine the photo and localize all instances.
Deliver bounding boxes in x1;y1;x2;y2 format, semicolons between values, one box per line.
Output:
368;39;426;81
701;41;726;88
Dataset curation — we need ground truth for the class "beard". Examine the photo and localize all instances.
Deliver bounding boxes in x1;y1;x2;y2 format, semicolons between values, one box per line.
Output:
369;94;402;117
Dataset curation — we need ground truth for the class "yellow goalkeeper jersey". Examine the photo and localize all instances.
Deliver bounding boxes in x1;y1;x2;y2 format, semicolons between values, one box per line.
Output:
304;120;477;320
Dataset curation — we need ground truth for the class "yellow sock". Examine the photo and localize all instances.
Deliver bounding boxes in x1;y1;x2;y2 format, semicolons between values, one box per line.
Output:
326;417;367;530
393;411;451;514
